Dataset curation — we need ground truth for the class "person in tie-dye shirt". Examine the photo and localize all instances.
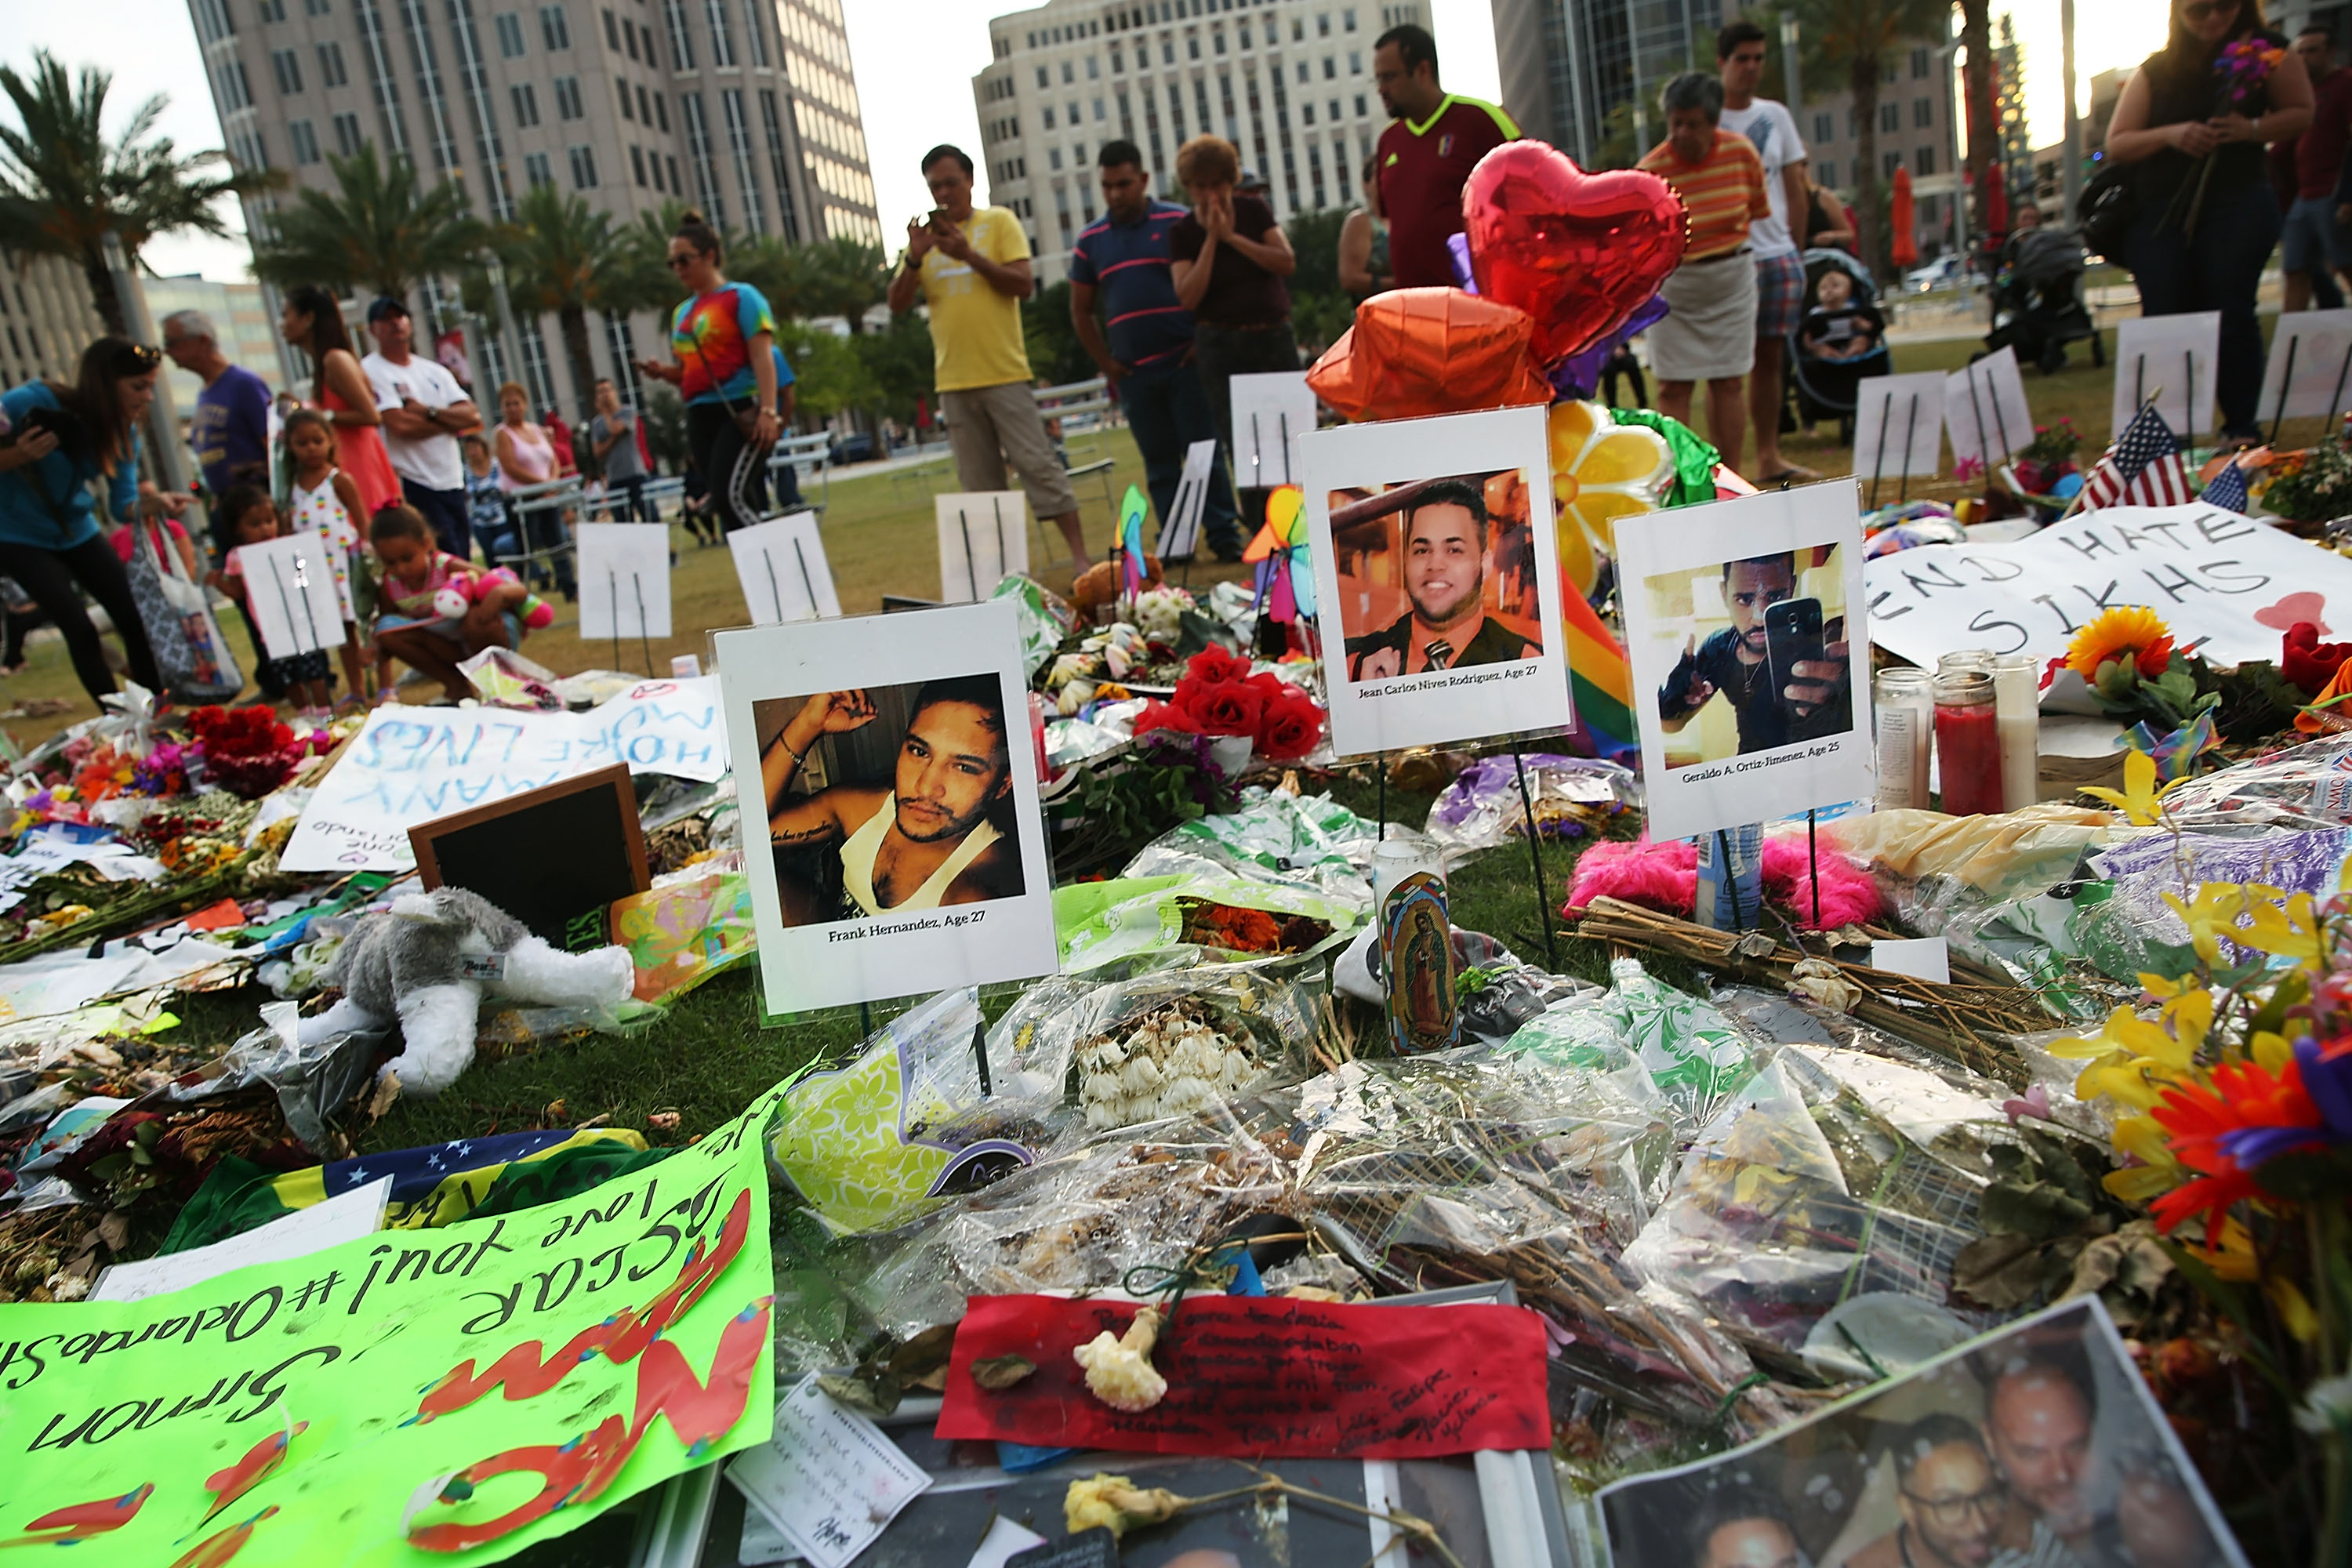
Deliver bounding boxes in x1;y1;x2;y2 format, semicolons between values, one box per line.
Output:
633;209;795;534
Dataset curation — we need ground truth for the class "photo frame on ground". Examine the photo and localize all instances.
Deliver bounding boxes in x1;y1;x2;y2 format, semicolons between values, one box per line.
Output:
1850;372;1947;489
1616;485;1871;843
241;530;348;660
935;492;1029;604
730;512;840;623
1599;1297;2246;1568
1156;437;1220;558
715;601;1058;1016
1943;346;2035;473
2256;307;2352;431
1303;405;1570;757
2114;311;2220;440
1231;371;1316;488
575;524;673;641
409;762;650;948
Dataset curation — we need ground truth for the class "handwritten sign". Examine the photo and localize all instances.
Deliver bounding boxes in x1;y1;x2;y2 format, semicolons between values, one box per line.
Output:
0;1079;783;1563
281;677;727;872
936;1294;1549;1458
728;1374;931;1568
1864;503;2352;673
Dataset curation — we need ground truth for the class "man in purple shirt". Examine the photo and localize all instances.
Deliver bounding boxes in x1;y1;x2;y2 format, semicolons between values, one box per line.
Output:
163;309;271;505
1069;140;1242;561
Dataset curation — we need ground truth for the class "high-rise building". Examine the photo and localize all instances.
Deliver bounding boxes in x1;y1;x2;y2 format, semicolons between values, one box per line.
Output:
1799;36;1963;260
146;275;290;406
0;253;107;393
186;0;881;412
975;0;1426;287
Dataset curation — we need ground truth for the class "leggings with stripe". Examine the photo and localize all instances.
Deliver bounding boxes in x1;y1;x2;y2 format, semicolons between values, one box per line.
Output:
686;401;771;535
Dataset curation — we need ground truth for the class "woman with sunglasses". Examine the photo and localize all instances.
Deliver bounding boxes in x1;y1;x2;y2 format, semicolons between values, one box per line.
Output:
632;209;787;536
0;337;171;705
2106;0;2311;445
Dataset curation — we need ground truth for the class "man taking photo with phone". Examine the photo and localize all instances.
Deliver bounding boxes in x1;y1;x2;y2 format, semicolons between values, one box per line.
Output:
1657;552;1850;753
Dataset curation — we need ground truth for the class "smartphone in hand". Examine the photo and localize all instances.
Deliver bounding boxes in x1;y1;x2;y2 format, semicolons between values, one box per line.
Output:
1764;597;1824;706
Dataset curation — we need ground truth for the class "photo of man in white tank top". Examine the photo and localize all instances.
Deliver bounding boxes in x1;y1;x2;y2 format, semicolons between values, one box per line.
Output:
759;676;1026;925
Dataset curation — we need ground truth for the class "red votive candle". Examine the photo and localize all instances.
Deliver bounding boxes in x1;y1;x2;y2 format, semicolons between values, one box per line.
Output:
1933;670;2005;816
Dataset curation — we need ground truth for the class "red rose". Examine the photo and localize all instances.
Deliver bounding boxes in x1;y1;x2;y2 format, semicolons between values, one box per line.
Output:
2284;622;2352;697
1183;644;1250;689
1131;699;1201;738
1187;681;1265;736
1256;693;1324;760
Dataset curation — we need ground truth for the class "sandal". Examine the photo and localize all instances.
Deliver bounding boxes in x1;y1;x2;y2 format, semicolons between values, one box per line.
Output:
1755;464;1820;485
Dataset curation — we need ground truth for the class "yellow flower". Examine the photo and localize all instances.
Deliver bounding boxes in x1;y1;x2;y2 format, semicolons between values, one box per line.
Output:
2050;1001;2201;1109
2064;604;2173;679
1547;400;1673;597
2081;748;2188;826
2234;888;2327;973
1065;1475;1185;1538
2162;884;2267;967
2272;1276;2321;1342
2103;1112;2182;1200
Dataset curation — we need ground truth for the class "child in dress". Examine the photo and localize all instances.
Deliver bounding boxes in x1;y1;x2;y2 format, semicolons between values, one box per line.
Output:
281;408;371;706
462;433;521;568
210;485;333;716
369;505;538;703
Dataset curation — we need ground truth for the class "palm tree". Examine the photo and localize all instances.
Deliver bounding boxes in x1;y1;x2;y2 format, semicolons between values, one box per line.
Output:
250;144;485;308
1774;0;1948;280
0;53;280;336
789;237;889;335
728;234;806;321
495;182;618;414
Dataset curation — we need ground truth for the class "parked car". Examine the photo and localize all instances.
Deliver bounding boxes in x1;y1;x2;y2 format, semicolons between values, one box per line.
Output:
1904;256;1966;293
828;431;877;465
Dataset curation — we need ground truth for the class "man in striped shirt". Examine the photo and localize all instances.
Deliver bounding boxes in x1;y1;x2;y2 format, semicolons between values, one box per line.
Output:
1070;140;1243;561
1639;73;1770;477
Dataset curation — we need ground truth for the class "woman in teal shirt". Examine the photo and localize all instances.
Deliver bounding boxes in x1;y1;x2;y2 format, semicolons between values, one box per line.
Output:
0;338;172;703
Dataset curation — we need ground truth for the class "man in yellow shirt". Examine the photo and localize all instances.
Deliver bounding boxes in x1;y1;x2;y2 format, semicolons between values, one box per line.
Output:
887;144;1089;569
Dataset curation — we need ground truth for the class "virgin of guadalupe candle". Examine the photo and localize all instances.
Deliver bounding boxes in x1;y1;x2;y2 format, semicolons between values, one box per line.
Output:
1374;841;1458;1054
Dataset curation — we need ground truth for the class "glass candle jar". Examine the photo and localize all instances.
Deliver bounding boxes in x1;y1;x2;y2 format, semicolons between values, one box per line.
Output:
1991;653;2042;815
1938;651;1994;675
1874;667;1934;811
1933;671;2005;816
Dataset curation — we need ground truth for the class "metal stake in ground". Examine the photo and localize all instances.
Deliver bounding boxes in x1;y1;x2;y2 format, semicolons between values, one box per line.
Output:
1898;392;1921;504
992;496;1009;582
1375;750;1387;841
958;510;980;601
791;538;818;616
1716;828;1747;931
267;557;302;657
1807;807;1821;928
1250;412;1263;488
1981;363;2014;474
2134;353;2146;417
2270;332;2302;446
633;573;652;675
1963;363;1994;488
2184;350;2196;444
1276;412;1290;485
608;569;621;672
1509;743;1561;971
1867;387;1894;510
764;552;785;622
2326;339;2352;433
971;1019;993;1096
289;550;325;653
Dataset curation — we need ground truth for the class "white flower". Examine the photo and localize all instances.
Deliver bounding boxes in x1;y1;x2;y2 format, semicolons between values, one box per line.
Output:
1122;1055;1165;1094
1073;1307;1167;1411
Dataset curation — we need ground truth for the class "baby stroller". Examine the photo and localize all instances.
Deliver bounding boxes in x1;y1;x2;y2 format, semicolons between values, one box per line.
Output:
1984;227;2104;374
1786;248;1893;445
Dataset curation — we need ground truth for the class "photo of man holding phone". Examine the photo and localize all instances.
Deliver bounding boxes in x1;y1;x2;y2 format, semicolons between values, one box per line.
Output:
1656;549;1852;761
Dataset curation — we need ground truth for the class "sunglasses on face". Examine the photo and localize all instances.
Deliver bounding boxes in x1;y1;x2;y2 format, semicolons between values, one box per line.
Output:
2184;0;2239;19
665;253;695;270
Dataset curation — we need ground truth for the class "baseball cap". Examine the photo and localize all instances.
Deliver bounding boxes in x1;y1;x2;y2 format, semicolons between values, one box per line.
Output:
365;296;410;322
1238;169;1270;193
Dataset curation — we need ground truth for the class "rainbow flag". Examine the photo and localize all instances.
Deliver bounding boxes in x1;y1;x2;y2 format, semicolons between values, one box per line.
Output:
1559;582;1638;761
1119;484;1149;596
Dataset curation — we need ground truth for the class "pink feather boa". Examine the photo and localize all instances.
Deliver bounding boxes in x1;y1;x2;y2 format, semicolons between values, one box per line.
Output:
1564;835;1882;931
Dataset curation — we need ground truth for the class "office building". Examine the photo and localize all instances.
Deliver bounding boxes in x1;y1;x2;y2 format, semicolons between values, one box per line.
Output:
975;0;1427;286
146;275;290;406
186;0;881;411
0;252;107;392
1798;35;1964;259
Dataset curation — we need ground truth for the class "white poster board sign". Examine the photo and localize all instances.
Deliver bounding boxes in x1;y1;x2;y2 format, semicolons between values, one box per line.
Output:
575;523;673;641
1850;371;1946;487
2114;310;2220;440
281;677;728;871
2257;307;2352;430
716;601;1058;1014
93;1176;390;1303
1617;484;1873;844
727;1375;932;1568
1156;437;1220;558
1864;503;2352;673
1231;371;1316;488
240;529;348;659
935;492;1029;603
730;512;840;623
1305;405;1570;757
1943;345;2035;472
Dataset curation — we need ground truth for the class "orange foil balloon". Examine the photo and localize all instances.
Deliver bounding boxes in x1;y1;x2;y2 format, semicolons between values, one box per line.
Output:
1305;288;1553;423
1463;141;1687;367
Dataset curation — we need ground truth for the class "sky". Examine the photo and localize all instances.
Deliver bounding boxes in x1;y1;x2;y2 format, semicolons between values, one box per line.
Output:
9;0;2173;285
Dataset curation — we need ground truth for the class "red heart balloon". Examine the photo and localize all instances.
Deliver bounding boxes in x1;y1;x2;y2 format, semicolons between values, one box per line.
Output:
1463;141;1688;368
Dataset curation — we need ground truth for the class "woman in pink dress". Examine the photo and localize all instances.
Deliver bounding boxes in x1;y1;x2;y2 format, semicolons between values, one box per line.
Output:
279;285;400;520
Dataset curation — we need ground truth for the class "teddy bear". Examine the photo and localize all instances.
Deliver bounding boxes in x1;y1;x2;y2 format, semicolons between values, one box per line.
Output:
297;886;636;1096
432;566;556;632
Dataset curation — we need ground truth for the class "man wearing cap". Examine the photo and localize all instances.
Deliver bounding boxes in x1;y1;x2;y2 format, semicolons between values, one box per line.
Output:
361;297;483;558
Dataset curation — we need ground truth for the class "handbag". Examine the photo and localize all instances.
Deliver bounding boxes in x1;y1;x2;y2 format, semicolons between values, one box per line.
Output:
125;517;244;704
2077;158;2140;263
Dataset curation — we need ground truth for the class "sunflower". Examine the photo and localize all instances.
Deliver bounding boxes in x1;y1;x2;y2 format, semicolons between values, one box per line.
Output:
1547;401;1675;597
2063;605;2175;680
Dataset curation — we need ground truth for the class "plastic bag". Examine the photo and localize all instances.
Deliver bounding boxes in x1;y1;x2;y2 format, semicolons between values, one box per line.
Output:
1123;788;1429;909
607;866;756;1005
166;1000;381;1153
1424;753;1639;853
1053;873;1360;971
991;573;1076;681
2153;731;2352;832
1823;803;2117;902
1589;957;1756;1130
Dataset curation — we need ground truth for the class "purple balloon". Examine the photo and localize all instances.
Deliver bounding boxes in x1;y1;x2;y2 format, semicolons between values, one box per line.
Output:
1547;294;1671;401
1446;231;1479;294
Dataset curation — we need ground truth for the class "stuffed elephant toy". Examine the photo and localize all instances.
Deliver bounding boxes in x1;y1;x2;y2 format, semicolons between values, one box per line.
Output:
298;886;636;1097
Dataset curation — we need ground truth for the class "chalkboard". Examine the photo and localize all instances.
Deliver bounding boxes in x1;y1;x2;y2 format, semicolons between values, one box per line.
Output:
409;764;649;948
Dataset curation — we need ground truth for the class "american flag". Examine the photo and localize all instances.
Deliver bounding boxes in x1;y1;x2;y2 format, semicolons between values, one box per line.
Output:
2201;456;2251;514
2078;402;2193;510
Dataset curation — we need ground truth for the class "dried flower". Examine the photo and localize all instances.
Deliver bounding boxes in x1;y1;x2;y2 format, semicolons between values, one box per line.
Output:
1065;1474;1185;1537
1073;1306;1168;1412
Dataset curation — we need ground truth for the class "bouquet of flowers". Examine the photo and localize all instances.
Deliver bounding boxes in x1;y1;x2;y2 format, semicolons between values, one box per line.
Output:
2173;37;2285;235
2259;437;2352;524
2056;604;2219;734
2013;418;2084;495
187;705;314;800
1131;644;1326;762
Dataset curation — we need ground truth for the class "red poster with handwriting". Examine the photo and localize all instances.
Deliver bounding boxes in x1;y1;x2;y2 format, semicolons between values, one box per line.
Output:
936;1294;1550;1458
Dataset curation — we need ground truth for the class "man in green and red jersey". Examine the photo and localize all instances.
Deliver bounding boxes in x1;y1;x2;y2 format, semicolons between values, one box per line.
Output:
1372;24;1519;291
